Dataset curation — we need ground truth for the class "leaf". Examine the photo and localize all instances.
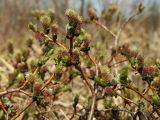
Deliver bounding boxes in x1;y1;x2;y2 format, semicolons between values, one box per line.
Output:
118;67;128;87
139;101;145;112
156;59;160;70
94;76;108;87
152;96;160;107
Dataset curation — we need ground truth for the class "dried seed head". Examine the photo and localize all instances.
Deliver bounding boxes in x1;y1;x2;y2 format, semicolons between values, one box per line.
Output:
65;9;83;24
40;15;51;26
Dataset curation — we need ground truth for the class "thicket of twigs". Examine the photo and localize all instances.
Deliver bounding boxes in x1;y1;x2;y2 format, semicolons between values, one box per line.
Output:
0;2;160;120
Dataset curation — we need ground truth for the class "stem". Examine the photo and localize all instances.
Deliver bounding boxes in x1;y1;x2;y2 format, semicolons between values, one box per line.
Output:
114;90;138;106
76;65;96;120
93;19;116;37
69;38;73;57
0;88;31;97
128;84;152;104
87;52;98;76
11;99;34;120
114;12;139;48
11;73;55;120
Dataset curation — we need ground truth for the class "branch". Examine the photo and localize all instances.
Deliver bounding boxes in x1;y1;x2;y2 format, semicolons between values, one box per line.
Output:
93;19;116;37
76;65;96;120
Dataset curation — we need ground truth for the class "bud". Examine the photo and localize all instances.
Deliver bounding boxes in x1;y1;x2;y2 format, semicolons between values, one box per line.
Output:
71;52;80;66
17;62;28;72
138;3;145;13
65;9;83;24
43;89;51;97
108;4;117;14
40;15;51;26
33;83;41;94
31;9;45;20
51;23;59;40
47;9;55;22
26;38;33;48
57;50;71;66
105;87;114;96
25;72;35;82
142;65;155;82
28;22;37;32
88;8;97;20
16;73;25;82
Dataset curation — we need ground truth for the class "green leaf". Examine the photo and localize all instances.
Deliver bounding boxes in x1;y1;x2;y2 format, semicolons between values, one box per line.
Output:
139;101;145;112
0;111;4;119
156;59;160;70
28;22;37;32
119;67;128;87
152;96;160;107
94;76;108;87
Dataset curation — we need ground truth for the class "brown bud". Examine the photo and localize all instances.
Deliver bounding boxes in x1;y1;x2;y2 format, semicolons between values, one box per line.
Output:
142;65;155;75
33;83;41;94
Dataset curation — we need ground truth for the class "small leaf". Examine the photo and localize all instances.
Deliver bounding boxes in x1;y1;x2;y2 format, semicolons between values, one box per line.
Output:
118;67;128;87
156;59;160;70
152;96;160;107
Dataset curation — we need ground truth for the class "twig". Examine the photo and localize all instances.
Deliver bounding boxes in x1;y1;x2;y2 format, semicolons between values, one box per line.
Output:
11;73;55;120
76;65;96;120
0;88;31;97
114;90;138;106
93;19;116;37
102;108;134;116
114;12;139;48
0;57;14;72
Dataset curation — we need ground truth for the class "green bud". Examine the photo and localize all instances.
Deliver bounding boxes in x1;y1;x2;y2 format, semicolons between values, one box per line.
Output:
138;3;145;13
40;15;51;26
65;9;83;24
28;22;37;32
